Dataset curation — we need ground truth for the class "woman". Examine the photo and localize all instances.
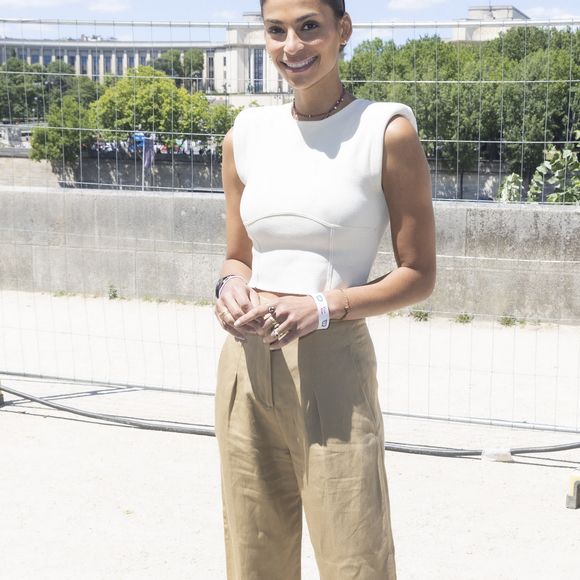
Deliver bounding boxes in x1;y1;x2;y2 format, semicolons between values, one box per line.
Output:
213;0;435;578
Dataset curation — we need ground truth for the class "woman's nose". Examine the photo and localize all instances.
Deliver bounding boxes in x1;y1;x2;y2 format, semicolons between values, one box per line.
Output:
284;29;304;55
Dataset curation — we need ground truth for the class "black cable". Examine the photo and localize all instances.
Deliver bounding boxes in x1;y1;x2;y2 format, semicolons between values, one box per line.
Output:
2;383;580;458
0;384;214;436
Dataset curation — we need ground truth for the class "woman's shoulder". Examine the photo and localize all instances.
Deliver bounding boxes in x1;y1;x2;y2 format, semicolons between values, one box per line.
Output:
360;99;417;131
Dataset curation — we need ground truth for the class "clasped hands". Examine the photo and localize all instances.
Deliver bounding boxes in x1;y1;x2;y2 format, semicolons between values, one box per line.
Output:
214;281;320;349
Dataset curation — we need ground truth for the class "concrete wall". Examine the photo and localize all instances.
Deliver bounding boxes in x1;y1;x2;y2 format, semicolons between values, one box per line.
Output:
0;187;578;322
0;157;222;191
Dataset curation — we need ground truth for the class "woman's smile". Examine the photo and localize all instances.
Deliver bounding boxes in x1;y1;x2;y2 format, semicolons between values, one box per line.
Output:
281;55;319;72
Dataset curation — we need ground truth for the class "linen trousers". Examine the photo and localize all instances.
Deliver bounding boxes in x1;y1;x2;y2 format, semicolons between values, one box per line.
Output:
214;296;397;580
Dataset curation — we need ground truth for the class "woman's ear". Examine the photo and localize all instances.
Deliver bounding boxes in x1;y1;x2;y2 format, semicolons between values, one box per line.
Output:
340;13;353;45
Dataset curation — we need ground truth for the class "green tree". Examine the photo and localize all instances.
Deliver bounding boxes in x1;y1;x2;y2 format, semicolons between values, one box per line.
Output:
499;29;579;182
0;57;45;122
340;26;579;199
30;93;94;166
89;66;208;147
207;102;243;151
44;62;99;107
152;50;184;87
183;48;204;92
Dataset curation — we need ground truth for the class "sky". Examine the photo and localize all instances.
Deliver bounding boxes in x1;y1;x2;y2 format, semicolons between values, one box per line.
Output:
0;1;578;44
0;0;578;22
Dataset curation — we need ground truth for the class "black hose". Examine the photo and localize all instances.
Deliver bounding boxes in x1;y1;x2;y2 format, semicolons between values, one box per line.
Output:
2;383;580;458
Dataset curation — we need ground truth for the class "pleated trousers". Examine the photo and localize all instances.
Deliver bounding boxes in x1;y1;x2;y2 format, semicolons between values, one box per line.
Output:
214;294;397;580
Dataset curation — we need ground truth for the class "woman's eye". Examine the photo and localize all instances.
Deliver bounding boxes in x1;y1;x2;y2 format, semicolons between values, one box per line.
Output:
268;27;284;35
303;21;319;31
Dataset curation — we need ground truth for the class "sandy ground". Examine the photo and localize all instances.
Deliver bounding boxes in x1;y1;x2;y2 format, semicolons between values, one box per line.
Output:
1;291;580;579
1;386;579;580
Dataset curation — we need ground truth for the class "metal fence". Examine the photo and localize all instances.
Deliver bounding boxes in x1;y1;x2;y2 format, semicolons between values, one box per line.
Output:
1;17;578;200
1;18;579;457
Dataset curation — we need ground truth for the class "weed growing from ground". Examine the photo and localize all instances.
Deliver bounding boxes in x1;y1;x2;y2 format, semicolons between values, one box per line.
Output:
455;312;474;324
410;308;430;322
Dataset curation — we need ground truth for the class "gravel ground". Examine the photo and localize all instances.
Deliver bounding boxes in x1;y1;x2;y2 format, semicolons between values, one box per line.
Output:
1;388;579;580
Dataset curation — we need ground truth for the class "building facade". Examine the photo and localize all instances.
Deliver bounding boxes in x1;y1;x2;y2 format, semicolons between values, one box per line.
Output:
451;5;530;42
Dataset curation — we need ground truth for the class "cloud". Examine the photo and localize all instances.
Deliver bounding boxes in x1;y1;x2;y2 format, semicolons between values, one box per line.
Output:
87;0;131;13
0;0;79;6
525;7;580;20
386;0;447;12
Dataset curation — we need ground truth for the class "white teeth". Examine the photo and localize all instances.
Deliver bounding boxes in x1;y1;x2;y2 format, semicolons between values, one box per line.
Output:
284;56;316;69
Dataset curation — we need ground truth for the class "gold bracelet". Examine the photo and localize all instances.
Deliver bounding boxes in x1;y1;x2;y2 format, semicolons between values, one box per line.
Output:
337;288;350;320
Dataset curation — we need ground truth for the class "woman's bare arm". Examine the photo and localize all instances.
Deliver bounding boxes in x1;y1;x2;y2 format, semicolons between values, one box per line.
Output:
220;128;253;281
325;114;436;319
215;128;262;334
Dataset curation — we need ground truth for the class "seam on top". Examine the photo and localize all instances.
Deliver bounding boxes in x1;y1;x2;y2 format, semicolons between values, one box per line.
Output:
243;211;375;230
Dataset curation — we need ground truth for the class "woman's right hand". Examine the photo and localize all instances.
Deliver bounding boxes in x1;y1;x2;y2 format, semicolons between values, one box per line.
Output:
214;279;264;341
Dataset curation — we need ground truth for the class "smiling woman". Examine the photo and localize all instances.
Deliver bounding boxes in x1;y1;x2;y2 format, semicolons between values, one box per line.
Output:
213;1;436;579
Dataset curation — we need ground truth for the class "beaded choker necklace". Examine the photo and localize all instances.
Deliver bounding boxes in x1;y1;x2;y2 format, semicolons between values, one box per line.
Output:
292;84;348;120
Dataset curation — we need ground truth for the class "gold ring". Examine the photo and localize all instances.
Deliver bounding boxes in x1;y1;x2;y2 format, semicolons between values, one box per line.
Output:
218;310;230;319
264;313;279;327
277;330;288;341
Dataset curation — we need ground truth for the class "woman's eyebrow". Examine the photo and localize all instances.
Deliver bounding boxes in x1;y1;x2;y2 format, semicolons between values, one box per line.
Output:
264;13;319;25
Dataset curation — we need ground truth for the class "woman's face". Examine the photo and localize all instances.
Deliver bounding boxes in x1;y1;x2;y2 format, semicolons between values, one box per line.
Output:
262;0;351;91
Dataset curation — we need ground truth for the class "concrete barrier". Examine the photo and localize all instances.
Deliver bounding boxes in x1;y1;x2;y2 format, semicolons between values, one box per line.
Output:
0;186;578;322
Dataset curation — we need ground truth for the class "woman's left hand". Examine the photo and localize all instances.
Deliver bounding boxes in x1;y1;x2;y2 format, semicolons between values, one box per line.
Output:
233;295;320;349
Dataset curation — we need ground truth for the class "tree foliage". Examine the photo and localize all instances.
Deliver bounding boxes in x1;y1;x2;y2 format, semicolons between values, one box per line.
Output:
1;57;100;122
341;25;579;198
0;57;45;122
151;48;204;91
30;65;240;164
30;93;93;166
21;24;578;201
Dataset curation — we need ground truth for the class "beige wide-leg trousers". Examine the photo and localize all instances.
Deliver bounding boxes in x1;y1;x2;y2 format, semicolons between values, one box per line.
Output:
215;295;397;580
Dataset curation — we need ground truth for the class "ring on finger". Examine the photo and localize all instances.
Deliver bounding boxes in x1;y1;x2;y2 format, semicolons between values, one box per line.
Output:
272;326;287;340
218;309;230;319
264;312;279;326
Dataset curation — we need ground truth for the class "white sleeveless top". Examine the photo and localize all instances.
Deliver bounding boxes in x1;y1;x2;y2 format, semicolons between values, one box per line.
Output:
232;99;418;295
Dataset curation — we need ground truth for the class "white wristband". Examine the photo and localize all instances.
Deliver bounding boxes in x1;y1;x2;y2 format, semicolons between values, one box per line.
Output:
309;292;330;330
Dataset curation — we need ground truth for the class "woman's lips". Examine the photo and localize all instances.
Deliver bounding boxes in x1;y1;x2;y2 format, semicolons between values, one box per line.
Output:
281;56;318;73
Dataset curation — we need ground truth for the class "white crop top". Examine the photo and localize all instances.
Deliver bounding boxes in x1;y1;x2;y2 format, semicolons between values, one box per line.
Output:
232;99;418;295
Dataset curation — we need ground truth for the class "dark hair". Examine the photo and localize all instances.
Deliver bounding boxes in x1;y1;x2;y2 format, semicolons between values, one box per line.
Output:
260;0;346;19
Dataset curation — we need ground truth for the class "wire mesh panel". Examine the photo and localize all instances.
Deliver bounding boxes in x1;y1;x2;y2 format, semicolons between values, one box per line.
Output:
0;17;579;450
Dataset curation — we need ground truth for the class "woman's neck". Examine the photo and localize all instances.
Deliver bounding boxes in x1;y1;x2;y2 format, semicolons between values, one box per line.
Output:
292;75;349;119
